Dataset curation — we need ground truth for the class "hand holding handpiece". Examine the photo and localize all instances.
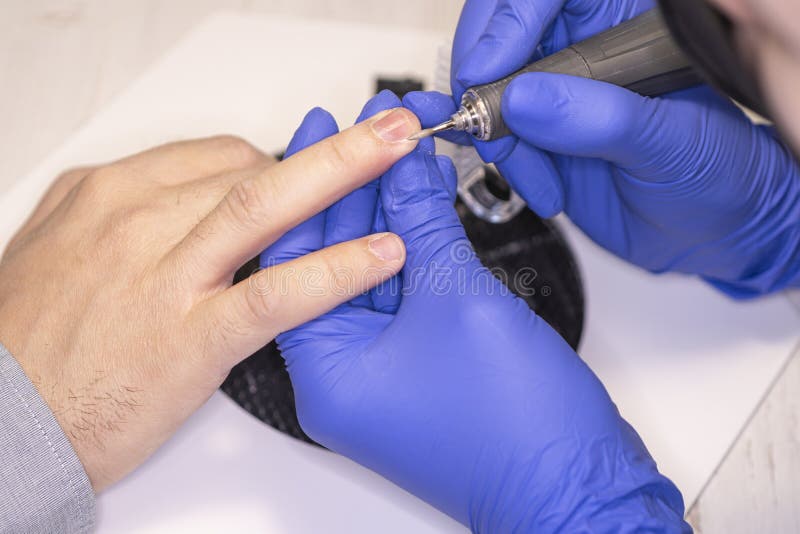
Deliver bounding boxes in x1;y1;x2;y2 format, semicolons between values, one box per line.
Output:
405;0;800;297
264;91;690;532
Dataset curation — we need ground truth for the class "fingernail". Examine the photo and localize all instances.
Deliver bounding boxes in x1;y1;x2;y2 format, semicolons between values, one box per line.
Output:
371;109;418;143
368;233;404;262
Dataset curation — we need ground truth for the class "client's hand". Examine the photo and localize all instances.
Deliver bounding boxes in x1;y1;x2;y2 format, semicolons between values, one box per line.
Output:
0;108;419;491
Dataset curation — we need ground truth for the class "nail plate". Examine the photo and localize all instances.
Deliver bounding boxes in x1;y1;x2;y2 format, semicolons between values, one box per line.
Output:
368;233;404;261
371;109;418;143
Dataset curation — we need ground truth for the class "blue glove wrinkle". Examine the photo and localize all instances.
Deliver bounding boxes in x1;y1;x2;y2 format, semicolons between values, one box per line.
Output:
381;152;466;271
699;131;800;295
368;134;440;311
494;140;565;218
434;155;459;202
402;91;456;126
540;13;570;54
369;194;402;314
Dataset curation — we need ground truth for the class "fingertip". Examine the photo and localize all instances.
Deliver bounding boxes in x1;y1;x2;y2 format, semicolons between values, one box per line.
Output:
375;89;402;104
367;232;406;265
402;91;458;125
453;30;501;91
306;106;335;122
456;38;530;91
358;90;403;123
287;107;340;157
474;136;518;165
454;54;485;92
533;193;564;219
303;107;339;132
402;92;481;145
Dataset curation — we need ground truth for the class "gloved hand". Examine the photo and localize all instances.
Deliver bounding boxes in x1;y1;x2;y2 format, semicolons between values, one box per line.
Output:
403;0;800;297
262;92;690;532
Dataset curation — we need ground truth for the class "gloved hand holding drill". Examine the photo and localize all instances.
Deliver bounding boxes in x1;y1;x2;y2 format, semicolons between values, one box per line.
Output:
404;0;800;297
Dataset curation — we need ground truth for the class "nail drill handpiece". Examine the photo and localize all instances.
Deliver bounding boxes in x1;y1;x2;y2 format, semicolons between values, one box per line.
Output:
414;8;701;142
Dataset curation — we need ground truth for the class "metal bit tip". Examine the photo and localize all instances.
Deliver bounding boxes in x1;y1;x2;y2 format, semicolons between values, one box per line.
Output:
407;119;456;141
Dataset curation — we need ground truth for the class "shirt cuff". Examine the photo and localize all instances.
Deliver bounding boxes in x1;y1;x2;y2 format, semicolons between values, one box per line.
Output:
0;342;95;533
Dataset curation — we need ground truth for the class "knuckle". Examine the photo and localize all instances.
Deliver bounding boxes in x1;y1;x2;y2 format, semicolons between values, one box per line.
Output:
214;313;248;348
211;135;263;167
94;205;149;250
54;166;93;189
77;166;120;200
327;257;356;296
195;316;248;382
312;250;359;296
2;236;21;260
242;280;280;324
224;177;273;230
294;379;356;440
318;134;353;176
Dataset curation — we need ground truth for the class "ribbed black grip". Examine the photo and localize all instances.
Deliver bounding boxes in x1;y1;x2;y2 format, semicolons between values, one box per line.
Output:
470;8;702;140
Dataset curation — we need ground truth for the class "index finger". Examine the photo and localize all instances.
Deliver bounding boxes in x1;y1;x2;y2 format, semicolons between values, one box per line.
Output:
168;107;420;289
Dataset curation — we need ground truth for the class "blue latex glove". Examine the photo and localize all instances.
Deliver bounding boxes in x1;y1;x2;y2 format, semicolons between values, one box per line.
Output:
404;0;800;297
262;94;690;532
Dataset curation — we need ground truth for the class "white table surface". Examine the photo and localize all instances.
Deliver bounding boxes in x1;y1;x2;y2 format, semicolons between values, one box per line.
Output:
1;2;798;532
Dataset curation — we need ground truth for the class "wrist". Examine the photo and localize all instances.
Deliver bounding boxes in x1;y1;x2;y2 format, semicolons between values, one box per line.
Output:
0;322;130;491
0;342;96;532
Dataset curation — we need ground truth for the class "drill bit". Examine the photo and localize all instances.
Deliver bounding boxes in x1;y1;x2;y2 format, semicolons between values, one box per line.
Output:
407;118;456;141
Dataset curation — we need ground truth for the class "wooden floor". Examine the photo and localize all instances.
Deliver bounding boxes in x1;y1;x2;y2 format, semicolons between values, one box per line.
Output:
1;2;798;531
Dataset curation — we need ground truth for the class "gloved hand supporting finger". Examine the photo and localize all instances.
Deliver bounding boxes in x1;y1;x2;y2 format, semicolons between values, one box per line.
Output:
260;107;339;268
380;147;469;274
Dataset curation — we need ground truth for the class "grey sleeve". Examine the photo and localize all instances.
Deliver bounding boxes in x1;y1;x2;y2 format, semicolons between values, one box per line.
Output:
0;342;95;534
